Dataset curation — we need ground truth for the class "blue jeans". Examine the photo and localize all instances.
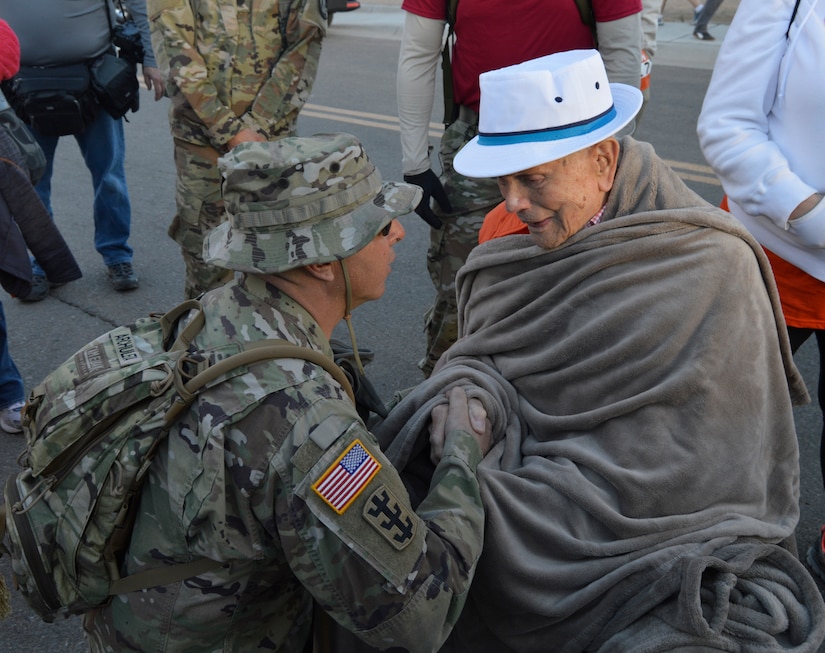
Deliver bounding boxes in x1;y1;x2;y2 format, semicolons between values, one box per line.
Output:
0;301;24;410
31;109;133;276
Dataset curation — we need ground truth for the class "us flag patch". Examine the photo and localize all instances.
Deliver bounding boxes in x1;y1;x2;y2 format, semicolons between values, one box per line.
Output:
313;440;381;514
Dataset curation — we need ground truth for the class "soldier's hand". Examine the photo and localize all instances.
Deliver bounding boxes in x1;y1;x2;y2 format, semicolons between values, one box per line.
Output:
428;387;492;465
227;129;267;150
142;66;164;101
403;169;452;230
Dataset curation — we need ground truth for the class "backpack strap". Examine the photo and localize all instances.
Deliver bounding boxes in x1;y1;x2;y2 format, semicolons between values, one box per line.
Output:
440;0;460;124
573;0;598;44
158;298;205;350
165;338;355;424
109;556;225;595
573;0;595;28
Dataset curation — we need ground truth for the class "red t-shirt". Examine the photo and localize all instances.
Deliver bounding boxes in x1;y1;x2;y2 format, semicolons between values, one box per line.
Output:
402;0;642;111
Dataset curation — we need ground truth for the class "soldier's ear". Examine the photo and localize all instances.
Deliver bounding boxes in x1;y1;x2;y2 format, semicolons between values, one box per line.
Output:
302;262;336;282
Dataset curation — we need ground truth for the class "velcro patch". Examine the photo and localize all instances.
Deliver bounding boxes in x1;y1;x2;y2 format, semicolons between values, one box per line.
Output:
313;439;380;514
363;485;417;550
109;327;141;367
75;344;111;381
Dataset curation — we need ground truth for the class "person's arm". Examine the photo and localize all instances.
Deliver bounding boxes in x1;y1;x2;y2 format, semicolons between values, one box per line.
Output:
697;0;816;229
147;0;250;149
397;11;452;227
273;387;491;652
595;12;642;89
639;0;659;59
123;0;164;100
397;11;443;176
245;0;325;135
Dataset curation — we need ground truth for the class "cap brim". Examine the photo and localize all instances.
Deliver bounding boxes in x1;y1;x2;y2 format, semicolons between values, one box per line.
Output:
203;181;422;274
454;84;643;178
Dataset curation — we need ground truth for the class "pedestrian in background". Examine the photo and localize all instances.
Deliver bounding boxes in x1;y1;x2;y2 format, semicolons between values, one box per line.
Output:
0;18;81;432
147;0;327;300
689;0;726;40
698;0;825;580
0;0;162;300
396;0;643;377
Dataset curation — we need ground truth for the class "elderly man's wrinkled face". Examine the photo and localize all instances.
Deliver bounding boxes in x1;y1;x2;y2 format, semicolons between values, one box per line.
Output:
496;140;618;249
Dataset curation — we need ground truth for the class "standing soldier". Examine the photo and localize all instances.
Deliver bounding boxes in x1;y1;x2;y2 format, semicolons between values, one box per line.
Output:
147;0;327;298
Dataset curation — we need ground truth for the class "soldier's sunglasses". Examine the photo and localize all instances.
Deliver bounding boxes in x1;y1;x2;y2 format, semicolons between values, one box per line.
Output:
380;221;392;237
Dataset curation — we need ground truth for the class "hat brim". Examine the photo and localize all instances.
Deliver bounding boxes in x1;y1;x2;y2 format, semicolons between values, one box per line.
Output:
203;181;422;274
454;84;643;178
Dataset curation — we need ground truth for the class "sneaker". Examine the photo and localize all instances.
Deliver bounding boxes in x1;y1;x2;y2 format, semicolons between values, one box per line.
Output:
693;29;715;41
19;275;49;302
808;525;825;583
0;400;24;434
107;262;139;291
692;5;703;24
657;15;664;26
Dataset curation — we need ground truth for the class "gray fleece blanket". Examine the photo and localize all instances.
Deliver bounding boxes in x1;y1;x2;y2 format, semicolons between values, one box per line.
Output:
375;138;825;652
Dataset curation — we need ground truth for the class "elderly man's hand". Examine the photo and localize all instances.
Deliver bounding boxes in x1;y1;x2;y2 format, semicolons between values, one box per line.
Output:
428;387;492;465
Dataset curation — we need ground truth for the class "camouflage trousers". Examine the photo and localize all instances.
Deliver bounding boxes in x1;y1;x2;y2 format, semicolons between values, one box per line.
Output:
421;110;501;377
169;139;233;299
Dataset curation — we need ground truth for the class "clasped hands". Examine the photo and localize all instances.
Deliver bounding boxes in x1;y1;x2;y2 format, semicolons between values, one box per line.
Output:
428;387;493;465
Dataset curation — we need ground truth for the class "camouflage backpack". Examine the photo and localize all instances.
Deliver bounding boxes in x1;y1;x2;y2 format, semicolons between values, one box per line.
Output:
0;299;353;622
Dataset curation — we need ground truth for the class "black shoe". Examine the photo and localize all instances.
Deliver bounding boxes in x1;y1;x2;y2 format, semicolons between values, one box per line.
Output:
693;29;715;41
107;262;139;291
19;275;49;302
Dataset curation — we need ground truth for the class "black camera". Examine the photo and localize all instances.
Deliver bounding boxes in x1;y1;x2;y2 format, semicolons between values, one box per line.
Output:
112;21;145;65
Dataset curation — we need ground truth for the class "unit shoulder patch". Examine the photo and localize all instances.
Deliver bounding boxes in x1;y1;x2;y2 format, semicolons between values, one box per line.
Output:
363;484;417;550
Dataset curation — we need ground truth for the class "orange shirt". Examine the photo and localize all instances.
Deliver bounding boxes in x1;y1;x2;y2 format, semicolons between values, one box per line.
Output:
478;201;528;243
721;195;825;329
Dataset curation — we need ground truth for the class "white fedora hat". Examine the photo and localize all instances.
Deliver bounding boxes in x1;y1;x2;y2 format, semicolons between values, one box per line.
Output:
454;49;643;178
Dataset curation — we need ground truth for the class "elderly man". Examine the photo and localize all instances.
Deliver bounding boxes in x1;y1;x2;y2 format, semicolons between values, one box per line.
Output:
373;51;825;652
84;133;492;653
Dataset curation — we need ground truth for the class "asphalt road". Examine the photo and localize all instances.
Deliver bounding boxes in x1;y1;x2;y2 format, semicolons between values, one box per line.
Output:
1;8;823;651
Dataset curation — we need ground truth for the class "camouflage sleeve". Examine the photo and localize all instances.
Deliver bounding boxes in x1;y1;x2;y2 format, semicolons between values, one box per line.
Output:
246;0;326;136
147;0;247;147
268;394;485;652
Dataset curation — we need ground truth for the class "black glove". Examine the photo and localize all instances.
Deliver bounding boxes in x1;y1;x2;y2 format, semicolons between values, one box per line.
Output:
403;169;452;230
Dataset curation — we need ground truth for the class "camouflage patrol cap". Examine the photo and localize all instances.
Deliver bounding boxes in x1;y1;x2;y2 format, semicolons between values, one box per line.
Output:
203;133;422;273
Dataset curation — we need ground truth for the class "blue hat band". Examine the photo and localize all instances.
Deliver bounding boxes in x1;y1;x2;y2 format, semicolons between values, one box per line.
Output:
477;105;617;147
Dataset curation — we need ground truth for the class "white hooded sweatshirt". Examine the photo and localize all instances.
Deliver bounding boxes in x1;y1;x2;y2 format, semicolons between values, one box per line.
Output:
698;0;825;281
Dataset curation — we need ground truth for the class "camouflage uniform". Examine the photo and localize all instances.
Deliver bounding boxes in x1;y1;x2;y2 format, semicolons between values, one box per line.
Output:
425;112;500;376
85;135;488;653
147;0;326;298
